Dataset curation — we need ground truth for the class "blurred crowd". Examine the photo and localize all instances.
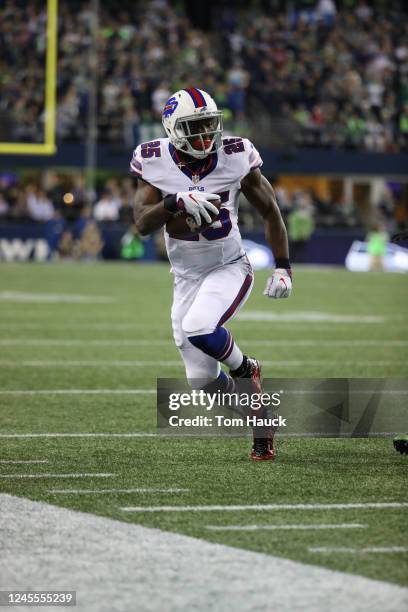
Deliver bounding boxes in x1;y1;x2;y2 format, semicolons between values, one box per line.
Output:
0;170;143;260
1;170;405;236
1;0;407;151
218;0;408;151
276;182;406;243
0;171;134;224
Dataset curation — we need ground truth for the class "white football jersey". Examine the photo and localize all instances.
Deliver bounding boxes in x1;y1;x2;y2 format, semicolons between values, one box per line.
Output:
130;137;263;278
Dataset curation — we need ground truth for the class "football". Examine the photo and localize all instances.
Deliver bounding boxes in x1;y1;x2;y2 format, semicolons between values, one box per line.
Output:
166;197;221;237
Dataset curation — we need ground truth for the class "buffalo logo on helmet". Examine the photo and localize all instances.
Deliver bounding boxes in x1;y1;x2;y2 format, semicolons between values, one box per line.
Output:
163;96;179;118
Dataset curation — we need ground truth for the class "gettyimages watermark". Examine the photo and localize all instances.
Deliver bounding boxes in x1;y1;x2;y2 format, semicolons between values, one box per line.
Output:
157;378;408;437
167;387;284;429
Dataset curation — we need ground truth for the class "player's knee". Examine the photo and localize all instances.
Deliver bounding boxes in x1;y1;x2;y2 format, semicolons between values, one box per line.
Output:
186;326;230;361
187;331;217;354
182;312;214;337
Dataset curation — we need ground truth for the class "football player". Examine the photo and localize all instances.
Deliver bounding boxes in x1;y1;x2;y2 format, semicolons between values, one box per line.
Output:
132;88;292;461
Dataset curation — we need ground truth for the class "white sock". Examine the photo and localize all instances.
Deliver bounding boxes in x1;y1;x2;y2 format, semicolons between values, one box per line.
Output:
221;338;243;370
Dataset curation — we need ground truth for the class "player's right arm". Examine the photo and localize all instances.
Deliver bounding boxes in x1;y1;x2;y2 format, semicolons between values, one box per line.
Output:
131;142;172;235
134;181;220;235
131;141;220;235
134;179;171;236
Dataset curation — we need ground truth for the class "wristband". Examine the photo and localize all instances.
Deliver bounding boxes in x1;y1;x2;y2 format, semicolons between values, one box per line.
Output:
274;257;291;269
163;194;178;214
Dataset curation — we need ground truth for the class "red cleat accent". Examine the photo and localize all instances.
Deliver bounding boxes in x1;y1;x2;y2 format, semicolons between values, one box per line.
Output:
250;446;276;461
248;359;277;462
249;359;263;395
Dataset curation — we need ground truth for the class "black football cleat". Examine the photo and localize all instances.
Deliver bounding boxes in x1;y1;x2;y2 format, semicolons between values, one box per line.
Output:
393;435;408;455
230;356;263;392
250;436;276;461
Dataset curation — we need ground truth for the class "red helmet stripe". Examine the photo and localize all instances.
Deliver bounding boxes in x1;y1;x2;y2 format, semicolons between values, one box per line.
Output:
183;88;206;108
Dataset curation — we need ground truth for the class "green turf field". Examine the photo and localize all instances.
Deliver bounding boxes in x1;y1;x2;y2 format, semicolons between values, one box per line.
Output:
0;262;407;586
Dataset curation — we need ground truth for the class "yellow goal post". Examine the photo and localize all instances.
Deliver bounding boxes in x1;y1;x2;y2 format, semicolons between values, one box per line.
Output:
0;0;58;155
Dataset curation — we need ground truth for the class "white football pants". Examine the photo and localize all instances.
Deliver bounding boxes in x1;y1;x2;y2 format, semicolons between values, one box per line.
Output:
171;256;254;385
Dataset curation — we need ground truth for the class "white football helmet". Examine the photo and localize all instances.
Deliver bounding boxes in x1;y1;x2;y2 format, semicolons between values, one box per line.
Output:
162;88;223;159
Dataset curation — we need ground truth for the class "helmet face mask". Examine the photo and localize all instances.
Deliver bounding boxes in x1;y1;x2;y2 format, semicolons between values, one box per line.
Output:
162;89;223;159
176;112;223;158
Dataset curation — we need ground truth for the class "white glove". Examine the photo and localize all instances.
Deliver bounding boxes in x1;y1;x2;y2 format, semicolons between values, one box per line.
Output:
264;268;292;299
176;192;220;227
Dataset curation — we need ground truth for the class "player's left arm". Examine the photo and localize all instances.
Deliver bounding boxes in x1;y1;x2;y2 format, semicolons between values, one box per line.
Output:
241;168;292;299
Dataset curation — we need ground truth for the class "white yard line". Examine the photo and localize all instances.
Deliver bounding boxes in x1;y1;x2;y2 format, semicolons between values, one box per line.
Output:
260;361;404;367
206;523;367;531
0;389;155;395
48;488;190;494
0;432;399;439
121;502;408;513
0;339;172;346
0;360;404;368
0;360;182;367
276;432;398;437
0;324;166;331
238;311;386;323
0;291;116;304
0;460;48;464
0;432;158;438
1;387;405;398
248;339;408;347
0;336;407;346
310;547;408;554
1;338;407;347
2;494;407;612
282;389;408;395
0;473;114;479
